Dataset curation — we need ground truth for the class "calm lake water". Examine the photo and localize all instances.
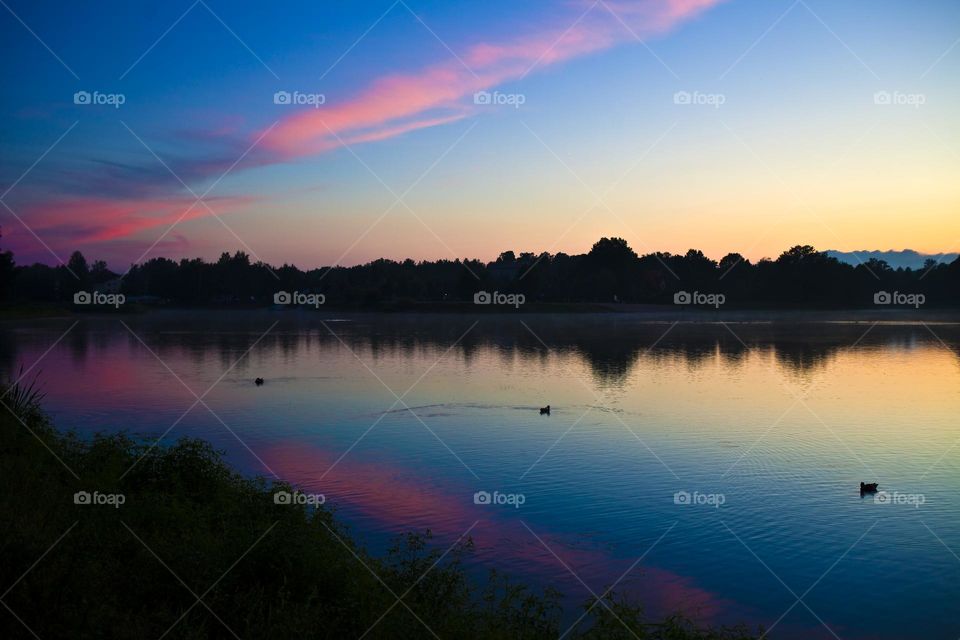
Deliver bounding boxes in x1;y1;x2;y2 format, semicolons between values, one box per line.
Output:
3;311;959;639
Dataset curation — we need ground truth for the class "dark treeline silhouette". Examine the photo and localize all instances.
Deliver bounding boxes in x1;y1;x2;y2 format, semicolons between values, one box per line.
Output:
3;235;959;308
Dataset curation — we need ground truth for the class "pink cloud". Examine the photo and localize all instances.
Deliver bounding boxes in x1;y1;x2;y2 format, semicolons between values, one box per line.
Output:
261;0;725;159
11;0;723;264
19;194;256;244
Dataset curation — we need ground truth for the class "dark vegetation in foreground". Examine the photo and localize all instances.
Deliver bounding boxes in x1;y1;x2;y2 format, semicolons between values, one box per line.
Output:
2;232;958;308
0;377;759;639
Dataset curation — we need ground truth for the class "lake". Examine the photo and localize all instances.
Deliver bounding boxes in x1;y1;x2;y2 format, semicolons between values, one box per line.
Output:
2;311;958;639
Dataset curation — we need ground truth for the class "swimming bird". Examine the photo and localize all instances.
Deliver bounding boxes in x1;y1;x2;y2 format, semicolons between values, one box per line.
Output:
860;482;878;492
254;377;264;386
540;405;550;415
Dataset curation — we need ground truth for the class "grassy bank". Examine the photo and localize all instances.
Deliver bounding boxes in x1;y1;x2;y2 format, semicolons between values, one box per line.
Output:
0;377;758;639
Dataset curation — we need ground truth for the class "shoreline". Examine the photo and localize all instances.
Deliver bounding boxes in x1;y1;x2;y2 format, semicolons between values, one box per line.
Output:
3;303;960;324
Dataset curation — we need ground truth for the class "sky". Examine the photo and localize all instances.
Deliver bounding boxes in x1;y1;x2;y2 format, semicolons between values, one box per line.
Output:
1;0;958;270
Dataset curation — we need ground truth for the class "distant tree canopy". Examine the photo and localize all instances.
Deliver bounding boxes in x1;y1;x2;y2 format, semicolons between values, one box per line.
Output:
2;238;959;308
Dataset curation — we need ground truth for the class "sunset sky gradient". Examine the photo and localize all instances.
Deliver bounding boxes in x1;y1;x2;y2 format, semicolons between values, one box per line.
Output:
1;0;958;269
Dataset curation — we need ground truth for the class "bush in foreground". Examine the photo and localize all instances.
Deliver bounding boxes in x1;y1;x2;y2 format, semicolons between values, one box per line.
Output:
0;377;759;639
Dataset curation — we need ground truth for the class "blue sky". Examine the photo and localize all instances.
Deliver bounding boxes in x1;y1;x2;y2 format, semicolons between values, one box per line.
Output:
1;0;958;269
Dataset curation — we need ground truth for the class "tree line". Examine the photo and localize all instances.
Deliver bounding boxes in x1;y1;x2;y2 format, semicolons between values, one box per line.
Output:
2;235;958;308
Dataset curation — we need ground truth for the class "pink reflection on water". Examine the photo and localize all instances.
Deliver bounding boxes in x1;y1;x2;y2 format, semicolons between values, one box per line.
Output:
262;441;737;625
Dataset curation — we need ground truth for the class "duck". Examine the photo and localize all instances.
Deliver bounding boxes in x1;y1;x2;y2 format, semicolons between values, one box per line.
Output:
860;482;878;492
539;405;550;415
254;377;264;386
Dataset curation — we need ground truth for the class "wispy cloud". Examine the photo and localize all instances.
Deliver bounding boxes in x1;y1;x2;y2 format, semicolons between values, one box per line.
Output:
262;0;724;158
10;0;724;260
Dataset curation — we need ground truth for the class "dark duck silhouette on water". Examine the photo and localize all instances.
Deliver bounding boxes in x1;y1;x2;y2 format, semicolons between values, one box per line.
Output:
254;378;264;386
860;482;878;493
540;405;550;415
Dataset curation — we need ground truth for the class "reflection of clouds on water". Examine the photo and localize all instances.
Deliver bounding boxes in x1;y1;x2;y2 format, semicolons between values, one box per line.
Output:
1;313;958;639
261;440;737;627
